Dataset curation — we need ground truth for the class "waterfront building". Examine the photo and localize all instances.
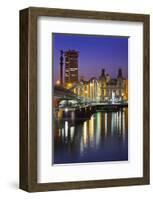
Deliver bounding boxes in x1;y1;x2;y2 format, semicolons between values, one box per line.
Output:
64;50;79;88
71;68;128;102
99;69;107;101
123;79;128;100
99;68;125;102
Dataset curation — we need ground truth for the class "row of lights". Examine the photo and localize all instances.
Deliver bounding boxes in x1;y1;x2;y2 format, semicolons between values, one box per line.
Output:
56;80;125;99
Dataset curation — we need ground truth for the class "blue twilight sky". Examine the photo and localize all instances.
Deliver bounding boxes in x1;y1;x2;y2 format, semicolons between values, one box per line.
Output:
52;33;128;83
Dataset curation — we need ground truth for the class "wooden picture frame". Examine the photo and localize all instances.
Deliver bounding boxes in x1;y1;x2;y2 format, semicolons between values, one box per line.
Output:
20;7;150;192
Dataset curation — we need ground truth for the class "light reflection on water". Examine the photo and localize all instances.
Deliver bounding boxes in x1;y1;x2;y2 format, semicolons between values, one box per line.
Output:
54;108;128;164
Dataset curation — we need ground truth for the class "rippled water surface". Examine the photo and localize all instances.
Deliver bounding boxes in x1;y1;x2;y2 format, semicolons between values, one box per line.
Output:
53;108;128;164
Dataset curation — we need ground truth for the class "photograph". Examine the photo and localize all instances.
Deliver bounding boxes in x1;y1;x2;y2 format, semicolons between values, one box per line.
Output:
53;33;128;165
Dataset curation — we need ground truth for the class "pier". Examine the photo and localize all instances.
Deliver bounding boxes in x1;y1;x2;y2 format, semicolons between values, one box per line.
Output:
54;102;128;123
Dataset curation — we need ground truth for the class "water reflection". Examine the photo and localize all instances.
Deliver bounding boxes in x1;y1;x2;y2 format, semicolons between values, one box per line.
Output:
54;108;128;164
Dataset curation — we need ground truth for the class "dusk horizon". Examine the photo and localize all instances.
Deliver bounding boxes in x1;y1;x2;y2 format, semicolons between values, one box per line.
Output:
53;33;128;83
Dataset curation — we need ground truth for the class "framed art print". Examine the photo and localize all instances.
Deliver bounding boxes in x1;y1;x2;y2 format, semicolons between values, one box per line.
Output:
20;7;150;192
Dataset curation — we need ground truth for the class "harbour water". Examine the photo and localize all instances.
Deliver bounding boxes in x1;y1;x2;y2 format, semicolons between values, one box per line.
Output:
53;108;128;164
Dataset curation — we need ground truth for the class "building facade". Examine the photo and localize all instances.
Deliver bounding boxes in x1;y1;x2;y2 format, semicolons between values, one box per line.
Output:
72;68;128;103
64;50;79;88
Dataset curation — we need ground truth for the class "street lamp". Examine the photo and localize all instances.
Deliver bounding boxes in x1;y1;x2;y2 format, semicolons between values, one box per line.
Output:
122;92;124;101
56;80;60;85
66;82;72;89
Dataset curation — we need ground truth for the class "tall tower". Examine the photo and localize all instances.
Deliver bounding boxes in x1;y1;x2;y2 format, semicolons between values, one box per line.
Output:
59;50;64;85
99;69;106;101
64;50;79;87
117;68;124;97
117;68;123;78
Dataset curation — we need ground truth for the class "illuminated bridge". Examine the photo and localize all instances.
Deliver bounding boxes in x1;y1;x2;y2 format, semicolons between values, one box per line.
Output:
54;86;128;105
54;86;128;122
54;85;81;101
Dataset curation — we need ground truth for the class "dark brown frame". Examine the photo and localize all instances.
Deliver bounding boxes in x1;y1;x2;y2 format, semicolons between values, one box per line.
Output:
20;7;150;192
